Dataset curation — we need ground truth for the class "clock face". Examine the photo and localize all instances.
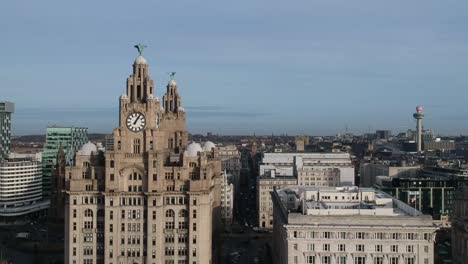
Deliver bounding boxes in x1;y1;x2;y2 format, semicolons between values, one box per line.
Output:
126;112;146;132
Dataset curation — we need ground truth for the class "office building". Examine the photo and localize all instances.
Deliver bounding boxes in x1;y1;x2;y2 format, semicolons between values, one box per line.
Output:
0;153;49;223
272;186;437;264
375;166;468;220
64;49;222;264
43;126;88;197
0;101;14;161
216;145;241;189
359;163;419;187
258;152;354;229
452;187;468;264
376;130;391;140
220;171;234;225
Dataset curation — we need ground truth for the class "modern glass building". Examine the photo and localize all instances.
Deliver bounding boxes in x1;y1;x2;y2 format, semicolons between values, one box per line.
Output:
377;168;468;220
42;126;88;197
0;101;15;161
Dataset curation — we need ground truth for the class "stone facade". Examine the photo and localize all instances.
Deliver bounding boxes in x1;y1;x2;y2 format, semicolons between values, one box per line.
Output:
272;186;437;264
65;53;222;264
257;152;354;229
216;145;241;191
220;171;234;225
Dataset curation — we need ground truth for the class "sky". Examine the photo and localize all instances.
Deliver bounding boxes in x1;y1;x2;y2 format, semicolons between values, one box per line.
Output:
1;0;467;136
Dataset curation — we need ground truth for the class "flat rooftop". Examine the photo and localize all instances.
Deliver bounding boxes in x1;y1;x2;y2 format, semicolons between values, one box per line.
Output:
275;186;423;217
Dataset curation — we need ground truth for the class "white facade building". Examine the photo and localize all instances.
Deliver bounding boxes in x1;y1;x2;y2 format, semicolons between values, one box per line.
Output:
258;153;355;229
272;186;437;264
220;171;234;225
0;154;49;220
260;153;354;186
216;145;241;188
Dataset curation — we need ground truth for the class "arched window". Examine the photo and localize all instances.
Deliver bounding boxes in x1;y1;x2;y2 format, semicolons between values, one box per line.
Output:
165;209;175;218
84;209;93;217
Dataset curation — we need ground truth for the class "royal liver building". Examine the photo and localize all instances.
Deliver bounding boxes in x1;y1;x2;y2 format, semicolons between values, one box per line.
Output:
65;47;222;264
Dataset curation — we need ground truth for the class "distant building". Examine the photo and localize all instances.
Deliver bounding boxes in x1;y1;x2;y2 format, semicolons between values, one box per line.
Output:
359;163;420;187
0;101;14;161
376;167;468;220
423;139;456;152
294;136;309;152
42;126;88;197
258;152;354;229
452;187;468;264
220;171;234;225
272;186;437;264
216;145;241;189
376;130;391;140
0;154;49;223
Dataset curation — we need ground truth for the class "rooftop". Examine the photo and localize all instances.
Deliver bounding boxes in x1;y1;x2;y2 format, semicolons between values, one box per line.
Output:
275;186;423;217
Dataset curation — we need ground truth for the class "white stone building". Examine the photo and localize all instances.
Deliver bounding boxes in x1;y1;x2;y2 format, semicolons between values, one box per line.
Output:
216;145;241;188
258;153;354;229
220;171;234;225
0;153;49;221
272;186;437;264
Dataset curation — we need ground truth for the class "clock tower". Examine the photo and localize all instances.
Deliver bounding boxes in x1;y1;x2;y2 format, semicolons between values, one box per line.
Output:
65;47;222;264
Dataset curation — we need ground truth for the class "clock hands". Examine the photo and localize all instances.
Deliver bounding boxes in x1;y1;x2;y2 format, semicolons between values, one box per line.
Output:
133;114;142;125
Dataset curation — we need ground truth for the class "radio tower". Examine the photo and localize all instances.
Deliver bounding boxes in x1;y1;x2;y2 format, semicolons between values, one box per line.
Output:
413;106;424;152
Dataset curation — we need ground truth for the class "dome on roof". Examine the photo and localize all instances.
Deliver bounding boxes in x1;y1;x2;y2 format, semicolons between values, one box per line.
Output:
185;142;202;157
78;142;97;156
168;80;177;87
203;141;216;151
134;55;147;65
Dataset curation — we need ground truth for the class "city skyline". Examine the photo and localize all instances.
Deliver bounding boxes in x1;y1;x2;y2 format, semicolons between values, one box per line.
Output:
2;0;468;135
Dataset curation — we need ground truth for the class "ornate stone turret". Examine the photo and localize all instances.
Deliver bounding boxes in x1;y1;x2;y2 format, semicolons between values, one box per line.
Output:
126;44;155;103
163;79;182;113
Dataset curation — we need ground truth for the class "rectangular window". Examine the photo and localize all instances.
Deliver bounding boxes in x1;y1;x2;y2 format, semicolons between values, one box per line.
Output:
374;257;383;264
407;245;414;253
338;244;345;252
322;256;331;264
306;256;315;264
390;257;399;264
375;245;382;252
354;256;365;264
391;245;398;252
405;258;415;264
338;256;346;264
110;174;114;181
356;232;365;239
356;244;364;252
323;244;330;251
